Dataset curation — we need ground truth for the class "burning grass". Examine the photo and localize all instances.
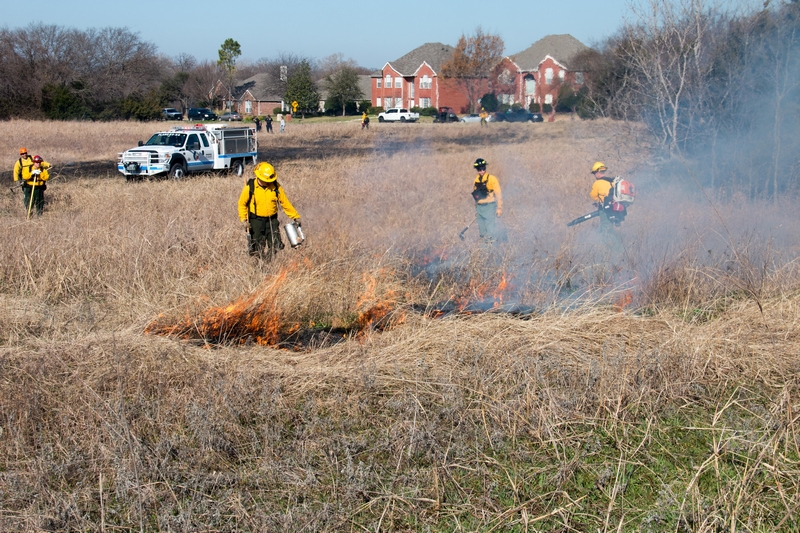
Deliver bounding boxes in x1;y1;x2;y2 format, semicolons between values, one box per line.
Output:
2;119;800;531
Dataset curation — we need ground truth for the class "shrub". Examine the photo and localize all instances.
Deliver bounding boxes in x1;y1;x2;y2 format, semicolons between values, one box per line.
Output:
273;107;283;115
358;100;372;113
479;93;499;112
497;103;511;114
542;103;553;113
529;102;541;113
412;106;438;116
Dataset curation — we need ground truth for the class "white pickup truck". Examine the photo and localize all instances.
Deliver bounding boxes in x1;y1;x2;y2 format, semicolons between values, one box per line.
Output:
377;108;420;123
117;124;257;180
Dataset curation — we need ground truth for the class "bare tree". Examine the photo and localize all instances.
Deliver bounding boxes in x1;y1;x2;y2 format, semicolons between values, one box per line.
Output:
618;0;718;155
441;27;504;112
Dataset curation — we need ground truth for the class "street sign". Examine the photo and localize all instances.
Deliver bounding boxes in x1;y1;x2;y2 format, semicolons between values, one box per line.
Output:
291;101;298;112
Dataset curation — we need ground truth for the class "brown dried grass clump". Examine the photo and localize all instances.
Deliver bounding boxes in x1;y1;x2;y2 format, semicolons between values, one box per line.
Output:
1;118;799;531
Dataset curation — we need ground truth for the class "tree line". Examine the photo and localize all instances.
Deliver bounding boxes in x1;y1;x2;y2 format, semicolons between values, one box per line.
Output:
573;0;800;199
0;24;370;121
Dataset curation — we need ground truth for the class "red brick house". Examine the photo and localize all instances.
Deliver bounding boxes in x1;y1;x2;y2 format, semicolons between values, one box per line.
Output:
210;73;283;117
371;43;472;113
493;34;588;110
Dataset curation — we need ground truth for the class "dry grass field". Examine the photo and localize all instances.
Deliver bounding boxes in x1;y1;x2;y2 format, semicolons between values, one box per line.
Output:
1;118;799;532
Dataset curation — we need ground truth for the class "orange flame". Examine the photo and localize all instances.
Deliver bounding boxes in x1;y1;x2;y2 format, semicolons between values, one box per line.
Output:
613;290;633;312
146;269;290;346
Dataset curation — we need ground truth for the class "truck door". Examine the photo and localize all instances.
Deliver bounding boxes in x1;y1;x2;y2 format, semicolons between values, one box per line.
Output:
198;133;214;169
185;133;212;171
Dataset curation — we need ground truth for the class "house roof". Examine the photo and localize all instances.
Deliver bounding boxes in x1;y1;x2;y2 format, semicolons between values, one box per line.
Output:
510;34;589;71
385;42;455;76
233;73;282;101
318;73;373;101
357;75;372;98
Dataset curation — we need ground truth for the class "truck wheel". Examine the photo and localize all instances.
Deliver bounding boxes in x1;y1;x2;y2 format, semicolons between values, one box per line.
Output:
231;160;244;178
169;162;186;179
378;116;384;123
400;116;406;122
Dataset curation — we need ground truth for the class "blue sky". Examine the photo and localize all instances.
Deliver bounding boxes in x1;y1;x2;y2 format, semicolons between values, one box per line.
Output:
7;0;631;68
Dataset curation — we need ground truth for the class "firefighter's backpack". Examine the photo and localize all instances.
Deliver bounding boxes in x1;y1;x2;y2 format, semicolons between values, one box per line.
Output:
611;176;635;205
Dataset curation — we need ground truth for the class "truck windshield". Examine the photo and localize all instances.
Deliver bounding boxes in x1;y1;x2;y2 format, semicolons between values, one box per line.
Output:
145;133;187;147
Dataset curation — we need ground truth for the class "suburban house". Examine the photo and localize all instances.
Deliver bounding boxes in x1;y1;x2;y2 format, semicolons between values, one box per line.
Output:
371;43;472;113
493;34;589;109
210;73;283;117
318;74;373;113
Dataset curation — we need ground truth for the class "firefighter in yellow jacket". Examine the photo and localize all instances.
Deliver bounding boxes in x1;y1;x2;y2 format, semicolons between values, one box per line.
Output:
238;161;301;257
589;161;624;252
13;149;51;216
471;157;502;241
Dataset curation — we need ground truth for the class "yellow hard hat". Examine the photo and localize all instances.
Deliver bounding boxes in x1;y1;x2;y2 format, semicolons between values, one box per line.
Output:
254;162;277;182
591;161;607;173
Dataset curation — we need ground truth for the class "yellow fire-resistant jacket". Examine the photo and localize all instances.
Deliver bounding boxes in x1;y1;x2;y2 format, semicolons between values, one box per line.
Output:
474;173;503;210
590;177;613;204
238;180;300;222
14;157;52;186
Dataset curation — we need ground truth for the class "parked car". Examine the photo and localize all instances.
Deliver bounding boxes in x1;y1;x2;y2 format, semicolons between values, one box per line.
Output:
219;111;242;121
162;107;183;120
433;107;459;123
460;113;486;123
187;107;218;121
493;109;543;122
377;108;420;122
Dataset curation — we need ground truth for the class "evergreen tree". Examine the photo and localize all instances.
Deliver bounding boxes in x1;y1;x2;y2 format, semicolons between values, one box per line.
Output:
284;60;320;118
217;38;241;108
324;66;363;116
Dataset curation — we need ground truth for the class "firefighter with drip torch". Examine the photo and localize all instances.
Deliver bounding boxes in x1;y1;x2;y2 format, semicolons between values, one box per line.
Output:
238;161;302;259
471;157;502;242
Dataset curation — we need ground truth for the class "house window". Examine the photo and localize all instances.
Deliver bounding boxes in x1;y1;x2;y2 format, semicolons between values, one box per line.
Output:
376;97;381;107
575;72;584;84
420;75;431;89
395;78;401;88
385;75;392;87
376;79;382;88
410;82;414;98
524;75;536;95
245;100;252;113
545;68;554;84
545;93;553;104
420;97;431;108
559;70;565;81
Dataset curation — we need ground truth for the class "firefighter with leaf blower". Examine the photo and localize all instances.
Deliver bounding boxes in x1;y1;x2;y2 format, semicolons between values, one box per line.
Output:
566;162;635;256
471;157;502;242
238;161;302;259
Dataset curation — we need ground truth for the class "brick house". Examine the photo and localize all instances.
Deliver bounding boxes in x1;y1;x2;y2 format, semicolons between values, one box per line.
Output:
371;43;472;113
319;74;373;112
492;34;588;110
210;73;283;117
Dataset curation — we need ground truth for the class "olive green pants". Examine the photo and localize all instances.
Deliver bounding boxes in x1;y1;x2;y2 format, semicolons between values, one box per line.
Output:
248;215;284;258
21;184;45;216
